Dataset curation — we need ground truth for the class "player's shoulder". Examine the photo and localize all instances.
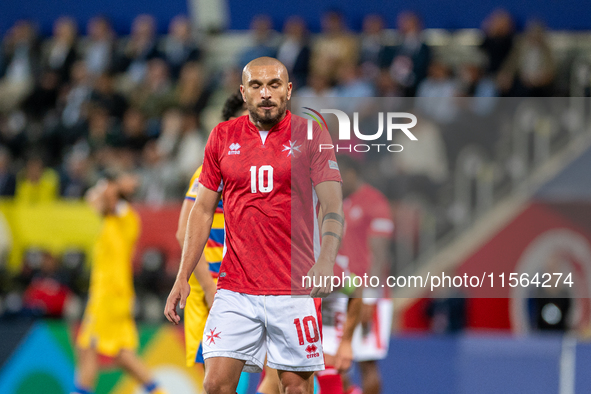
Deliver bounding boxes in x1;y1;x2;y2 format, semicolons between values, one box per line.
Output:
290;112;307;127
359;184;389;202
190;165;203;181
112;201;140;226
290;112;319;131
215;115;249;134
289;112;323;143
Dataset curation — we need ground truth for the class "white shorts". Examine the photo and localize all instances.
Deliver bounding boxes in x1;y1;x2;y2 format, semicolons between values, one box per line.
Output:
352;299;394;362
321;294;348;356
202;288;325;373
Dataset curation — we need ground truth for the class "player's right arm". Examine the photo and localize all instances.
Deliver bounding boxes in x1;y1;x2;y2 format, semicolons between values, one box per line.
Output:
85;179;110;216
361;195;394;323
165;184;221;324
176;184;216;309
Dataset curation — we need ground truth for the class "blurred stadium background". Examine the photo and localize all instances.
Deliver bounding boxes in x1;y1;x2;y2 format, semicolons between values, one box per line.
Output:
2;0;591;393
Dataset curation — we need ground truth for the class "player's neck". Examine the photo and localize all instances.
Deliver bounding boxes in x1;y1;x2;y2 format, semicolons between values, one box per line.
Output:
248;112;287;131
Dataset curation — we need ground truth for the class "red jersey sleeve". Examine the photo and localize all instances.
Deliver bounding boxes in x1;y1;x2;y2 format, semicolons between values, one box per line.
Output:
309;125;341;186
199;125;223;192
367;192;394;238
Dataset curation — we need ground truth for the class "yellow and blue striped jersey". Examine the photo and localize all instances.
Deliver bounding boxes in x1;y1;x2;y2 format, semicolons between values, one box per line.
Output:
186;166;224;277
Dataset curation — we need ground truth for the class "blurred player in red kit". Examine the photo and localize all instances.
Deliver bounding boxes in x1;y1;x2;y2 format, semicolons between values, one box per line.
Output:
336;155;394;394
165;56;344;394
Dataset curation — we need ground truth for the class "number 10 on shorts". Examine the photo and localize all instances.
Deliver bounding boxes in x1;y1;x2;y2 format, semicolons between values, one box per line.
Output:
293;316;319;345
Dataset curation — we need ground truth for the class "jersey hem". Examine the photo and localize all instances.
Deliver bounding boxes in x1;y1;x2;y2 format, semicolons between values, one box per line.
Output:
312;177;343;187
217;287;314;296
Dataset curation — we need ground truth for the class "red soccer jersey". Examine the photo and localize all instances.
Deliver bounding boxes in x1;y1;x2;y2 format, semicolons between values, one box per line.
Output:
199;111;341;295
338;184;394;278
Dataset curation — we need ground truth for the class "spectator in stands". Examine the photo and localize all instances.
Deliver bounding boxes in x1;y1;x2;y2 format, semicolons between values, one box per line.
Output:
175;61;211;114
498;20;555;97
335;62;374;97
310;10;359;82
383;11;430;97
0;112;27;159
480;9;515;75
95;107;151;172
394;114;448;181
174;108;205;181
14;154;59;204
60;61;92;129
0;145;16;196
416;60;458;123
116;14;161;89
455;58;499;116
83;104;119;166
0;20;40;113
22;69;60;122
84;16;115;78
276;16;310;90
198;67;242;132
130;58;175;119
296;70;337;98
89;71;128;119
22;250;72;318
237;15;279;69
163;15;201;80
119;107;150;156
374;70;401;96
359;14;388;80
137;140;182;203
60;150;93;198
456;59;498;99
154;107;182;160
43;17;78;84
445;60;501;162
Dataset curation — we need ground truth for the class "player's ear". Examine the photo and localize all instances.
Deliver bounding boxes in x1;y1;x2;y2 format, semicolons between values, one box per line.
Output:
286;81;293;101
240;85;246;102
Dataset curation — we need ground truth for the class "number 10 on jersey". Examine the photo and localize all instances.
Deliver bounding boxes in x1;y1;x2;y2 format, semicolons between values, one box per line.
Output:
250;165;273;193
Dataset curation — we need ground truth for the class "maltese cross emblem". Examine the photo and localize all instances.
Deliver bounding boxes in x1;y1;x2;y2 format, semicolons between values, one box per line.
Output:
206;328;221;345
282;140;302;157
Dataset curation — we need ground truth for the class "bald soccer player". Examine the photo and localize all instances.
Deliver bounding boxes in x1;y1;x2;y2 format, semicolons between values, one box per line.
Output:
165;57;343;394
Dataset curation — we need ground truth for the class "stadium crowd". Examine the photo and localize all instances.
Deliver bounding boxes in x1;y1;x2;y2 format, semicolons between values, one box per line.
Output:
0;9;571;328
0;10;560;203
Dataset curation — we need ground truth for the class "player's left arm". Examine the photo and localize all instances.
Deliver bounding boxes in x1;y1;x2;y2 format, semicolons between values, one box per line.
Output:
335;296;362;372
307;180;344;297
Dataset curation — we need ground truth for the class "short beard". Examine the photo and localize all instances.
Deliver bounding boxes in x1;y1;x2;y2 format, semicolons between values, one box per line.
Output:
249;100;287;128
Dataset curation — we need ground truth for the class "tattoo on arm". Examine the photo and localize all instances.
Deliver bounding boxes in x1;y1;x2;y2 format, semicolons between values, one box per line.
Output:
322;231;342;242
322;212;345;226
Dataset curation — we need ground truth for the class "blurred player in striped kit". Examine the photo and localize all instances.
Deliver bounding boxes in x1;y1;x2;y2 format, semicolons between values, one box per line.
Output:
73;173;167;394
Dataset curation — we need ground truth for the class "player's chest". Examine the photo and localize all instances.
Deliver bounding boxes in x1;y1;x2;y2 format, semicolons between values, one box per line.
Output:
219;132;301;188
343;199;369;232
